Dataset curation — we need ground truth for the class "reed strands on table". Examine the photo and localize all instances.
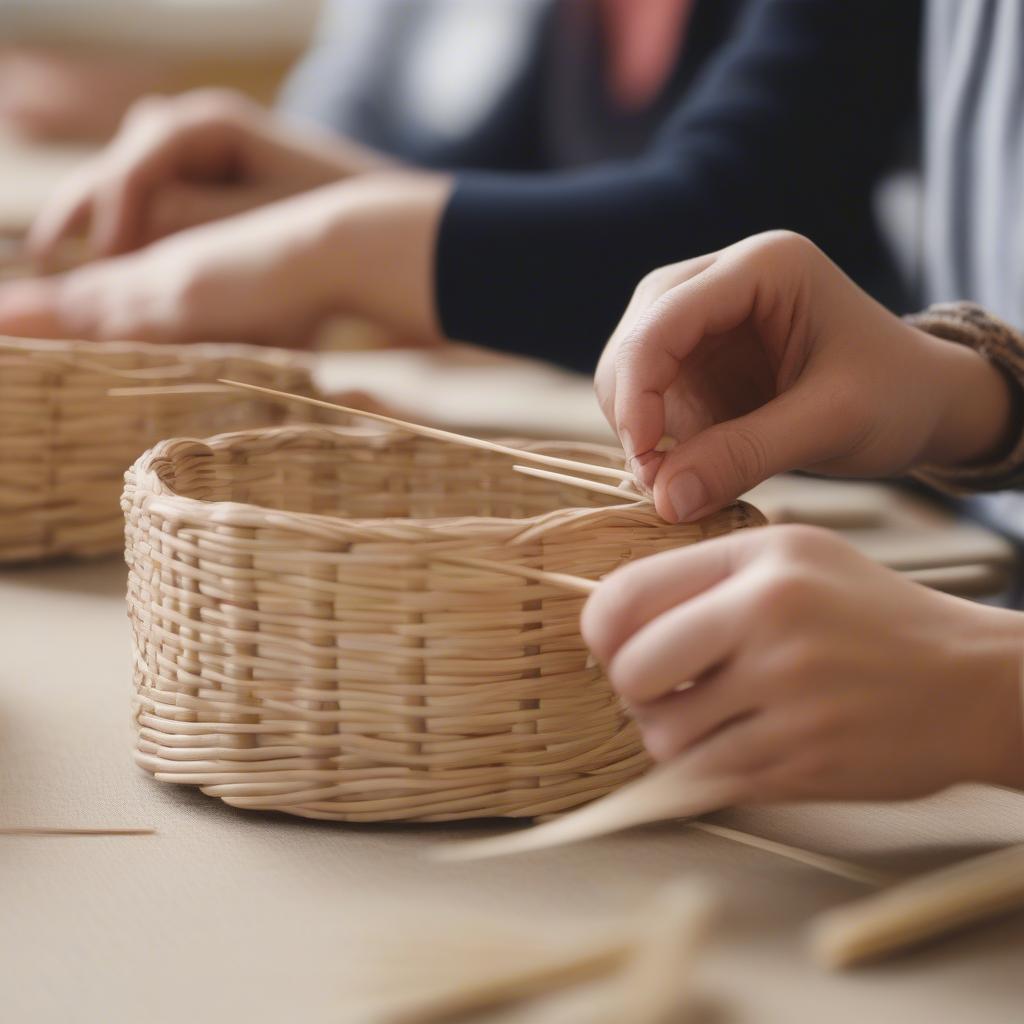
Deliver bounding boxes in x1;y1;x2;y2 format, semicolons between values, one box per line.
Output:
125;421;763;822
363;881;714;1024
0;336;317;563
216;378;634;481
686;822;889;887
376;935;627;1024
434;760;882;887
809;843;1024;968
0;826;155;836
607;882;716;1024
434;759;748;858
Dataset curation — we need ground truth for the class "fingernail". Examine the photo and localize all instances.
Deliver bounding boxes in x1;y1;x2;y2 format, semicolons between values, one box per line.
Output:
668;471;707;523
631;451;662;494
619;428;635;460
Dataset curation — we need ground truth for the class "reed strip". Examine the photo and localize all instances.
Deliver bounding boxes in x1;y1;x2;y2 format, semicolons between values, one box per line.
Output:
513;463;646;501
607;882;715;1024
109;384;239;398
376;938;628;1024
432;761;745;861
436;555;599;595
687;822;888;887
374;881;713;1024
809;843;1024;968
0;826;155;836
216;379;633;482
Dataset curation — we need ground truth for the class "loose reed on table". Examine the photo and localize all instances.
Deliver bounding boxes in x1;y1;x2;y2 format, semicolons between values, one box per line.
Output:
124;421;764;822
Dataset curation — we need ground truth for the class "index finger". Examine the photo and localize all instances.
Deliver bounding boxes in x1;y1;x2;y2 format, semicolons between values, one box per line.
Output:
581;528;770;669
601;254;713;457
612;250;762;465
27;163;101;264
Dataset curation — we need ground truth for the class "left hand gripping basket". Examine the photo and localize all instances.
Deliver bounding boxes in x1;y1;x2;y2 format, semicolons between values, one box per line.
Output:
124;423;765;822
0;336;315;562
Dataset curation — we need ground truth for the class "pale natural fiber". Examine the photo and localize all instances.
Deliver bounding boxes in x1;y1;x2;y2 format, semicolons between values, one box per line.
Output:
124;423;764;822
0;336;315;563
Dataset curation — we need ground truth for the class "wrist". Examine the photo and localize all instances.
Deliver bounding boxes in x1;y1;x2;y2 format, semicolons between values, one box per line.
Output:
950;602;1024;789
316;172;453;341
921;332;1017;470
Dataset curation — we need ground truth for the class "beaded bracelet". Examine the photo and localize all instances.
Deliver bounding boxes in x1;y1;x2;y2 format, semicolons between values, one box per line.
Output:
906;301;1024;493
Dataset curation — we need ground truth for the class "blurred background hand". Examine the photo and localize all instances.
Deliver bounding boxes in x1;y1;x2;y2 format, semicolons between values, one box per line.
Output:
0;171;451;346
26;89;395;264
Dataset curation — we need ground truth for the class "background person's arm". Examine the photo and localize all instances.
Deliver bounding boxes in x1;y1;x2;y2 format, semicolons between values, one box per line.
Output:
0;0;920;356
435;0;920;369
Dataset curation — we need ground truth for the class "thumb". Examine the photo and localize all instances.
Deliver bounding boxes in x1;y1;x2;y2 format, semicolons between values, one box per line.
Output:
651;384;847;522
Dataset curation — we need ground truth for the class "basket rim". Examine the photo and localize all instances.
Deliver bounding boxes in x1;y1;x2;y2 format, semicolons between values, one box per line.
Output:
0;333;313;370
124;424;697;544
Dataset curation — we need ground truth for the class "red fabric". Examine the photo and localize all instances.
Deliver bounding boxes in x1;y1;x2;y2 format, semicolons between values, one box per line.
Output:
599;0;695;111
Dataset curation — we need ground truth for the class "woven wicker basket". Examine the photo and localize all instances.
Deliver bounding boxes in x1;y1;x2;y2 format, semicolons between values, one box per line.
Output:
124;423;765;822
0;336;314;563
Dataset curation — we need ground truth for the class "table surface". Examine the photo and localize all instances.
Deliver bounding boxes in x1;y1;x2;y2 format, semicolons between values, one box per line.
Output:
4;556;1024;1024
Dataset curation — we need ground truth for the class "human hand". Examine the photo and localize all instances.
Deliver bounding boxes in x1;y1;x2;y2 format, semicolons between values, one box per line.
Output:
0;173;451;346
595;232;1015;523
27;88;395;265
582;525;1024;802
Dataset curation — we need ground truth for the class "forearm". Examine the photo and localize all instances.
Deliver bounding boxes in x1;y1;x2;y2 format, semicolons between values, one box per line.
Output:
313;172;453;342
951;599;1024;790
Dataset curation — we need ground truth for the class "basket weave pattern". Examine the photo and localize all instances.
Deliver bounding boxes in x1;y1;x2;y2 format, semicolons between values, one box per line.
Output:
124;425;764;822
0;337;313;562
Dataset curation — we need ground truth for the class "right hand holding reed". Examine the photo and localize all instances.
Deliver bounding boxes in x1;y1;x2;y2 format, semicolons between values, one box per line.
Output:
581;524;1024;802
595;231;1016;523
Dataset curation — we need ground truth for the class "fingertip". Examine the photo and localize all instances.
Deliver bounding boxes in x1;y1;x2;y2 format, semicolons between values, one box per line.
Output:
579;589;610;666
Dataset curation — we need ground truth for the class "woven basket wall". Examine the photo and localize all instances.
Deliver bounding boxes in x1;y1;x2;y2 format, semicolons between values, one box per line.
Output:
0;336;314;563
124;424;765;822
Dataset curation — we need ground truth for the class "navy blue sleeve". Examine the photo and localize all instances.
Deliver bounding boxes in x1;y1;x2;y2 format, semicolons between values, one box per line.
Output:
436;0;921;371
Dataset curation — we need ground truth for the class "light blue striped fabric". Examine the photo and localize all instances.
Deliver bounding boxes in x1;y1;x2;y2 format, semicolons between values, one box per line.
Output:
924;0;1024;330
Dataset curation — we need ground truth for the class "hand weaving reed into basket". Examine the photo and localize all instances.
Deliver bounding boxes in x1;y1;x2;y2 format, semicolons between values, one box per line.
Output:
0;336;316;562
123;397;765;822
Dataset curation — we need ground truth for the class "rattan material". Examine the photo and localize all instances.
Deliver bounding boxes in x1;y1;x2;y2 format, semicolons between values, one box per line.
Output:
124;424;765;822
0;336;315;563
